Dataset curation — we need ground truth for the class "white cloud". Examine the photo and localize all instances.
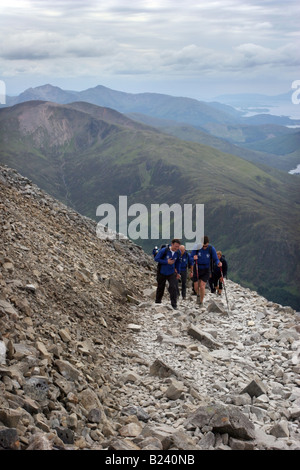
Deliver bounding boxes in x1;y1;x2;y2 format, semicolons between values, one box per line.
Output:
0;0;299;96
234;43;300;68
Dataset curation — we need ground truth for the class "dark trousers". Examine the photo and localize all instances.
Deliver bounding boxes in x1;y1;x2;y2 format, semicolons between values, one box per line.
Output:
209;273;223;292
156;271;178;307
180;269;187;298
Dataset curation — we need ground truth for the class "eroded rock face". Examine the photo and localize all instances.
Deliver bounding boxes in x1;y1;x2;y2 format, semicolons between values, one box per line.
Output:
0;165;299;450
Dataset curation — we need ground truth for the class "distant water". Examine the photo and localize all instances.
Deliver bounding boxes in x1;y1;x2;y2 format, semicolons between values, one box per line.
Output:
289;164;300;175
240;103;300;121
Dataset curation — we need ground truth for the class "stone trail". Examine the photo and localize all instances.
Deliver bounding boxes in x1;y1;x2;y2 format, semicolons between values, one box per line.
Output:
104;284;300;450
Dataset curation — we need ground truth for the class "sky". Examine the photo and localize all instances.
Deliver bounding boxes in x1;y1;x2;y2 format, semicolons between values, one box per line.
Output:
0;0;300;102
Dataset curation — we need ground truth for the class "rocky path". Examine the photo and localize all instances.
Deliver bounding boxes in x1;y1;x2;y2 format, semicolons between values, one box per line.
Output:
97;279;300;450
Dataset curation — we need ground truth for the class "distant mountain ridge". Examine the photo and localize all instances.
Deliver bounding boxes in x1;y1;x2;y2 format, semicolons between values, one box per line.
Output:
5;83;300;128
4;83;299;172
5;83;242;126
0;100;299;309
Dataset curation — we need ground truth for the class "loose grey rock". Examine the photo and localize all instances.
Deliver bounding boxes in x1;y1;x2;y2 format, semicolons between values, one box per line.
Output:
187;325;221;349
241;377;267;398
185;404;256;440
0;427;20;450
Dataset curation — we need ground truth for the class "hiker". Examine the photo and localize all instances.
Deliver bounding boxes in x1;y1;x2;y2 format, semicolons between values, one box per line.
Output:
209;251;228;295
178;245;193;300
152;246;159;258
155;238;181;310
191;236;222;306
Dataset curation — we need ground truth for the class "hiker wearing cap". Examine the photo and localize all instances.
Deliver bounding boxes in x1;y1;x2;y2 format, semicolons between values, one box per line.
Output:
191;236;222;306
155;238;181;310
209;251;228;295
178;245;193;300
152;246;159;258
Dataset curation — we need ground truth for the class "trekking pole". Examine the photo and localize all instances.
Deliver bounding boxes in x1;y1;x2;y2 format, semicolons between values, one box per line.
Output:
221;267;230;315
196;262;201;304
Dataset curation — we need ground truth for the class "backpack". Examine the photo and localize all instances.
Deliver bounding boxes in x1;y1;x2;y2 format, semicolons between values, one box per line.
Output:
156;246;168;275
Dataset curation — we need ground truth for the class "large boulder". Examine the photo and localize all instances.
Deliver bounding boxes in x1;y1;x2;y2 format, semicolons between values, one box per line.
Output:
185;403;256;440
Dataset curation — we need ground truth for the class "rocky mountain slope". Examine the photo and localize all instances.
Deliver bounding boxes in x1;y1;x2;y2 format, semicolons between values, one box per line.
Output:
0;165;299;451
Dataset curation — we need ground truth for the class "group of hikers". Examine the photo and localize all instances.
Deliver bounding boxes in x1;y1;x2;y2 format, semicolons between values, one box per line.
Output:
152;236;228;310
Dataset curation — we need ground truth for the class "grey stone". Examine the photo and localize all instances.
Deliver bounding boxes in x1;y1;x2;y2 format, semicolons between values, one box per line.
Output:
207;300;227;314
187;325;221;349
241;377;267;398
269;420;290;438
121;405;150;422
164;378;184;400
0;408;22;428
55;426;74;444
24;376;49;402
26;433;53;450
88;408;102;423
198;431;216;449
0;341;6;364
55;360;80;381
0;427;20;450
185;404;256;440
0;300;19;318
150;359;178;378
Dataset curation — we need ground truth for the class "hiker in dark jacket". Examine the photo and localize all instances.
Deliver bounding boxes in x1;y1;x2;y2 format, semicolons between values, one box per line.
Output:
155;239;181;310
210;251;228;295
191;235;221;306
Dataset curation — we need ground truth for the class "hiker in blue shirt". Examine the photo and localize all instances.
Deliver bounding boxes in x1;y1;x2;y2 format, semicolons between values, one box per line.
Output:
178;245;193;300
155;238;181;310
191;235;222;306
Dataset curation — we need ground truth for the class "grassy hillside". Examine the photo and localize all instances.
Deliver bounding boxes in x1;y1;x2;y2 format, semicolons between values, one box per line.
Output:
127;112;297;172
241;130;300;171
0;101;299;309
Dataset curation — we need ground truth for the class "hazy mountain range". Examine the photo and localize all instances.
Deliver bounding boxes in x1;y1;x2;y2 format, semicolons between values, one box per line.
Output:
3;84;300;172
0;85;299;309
